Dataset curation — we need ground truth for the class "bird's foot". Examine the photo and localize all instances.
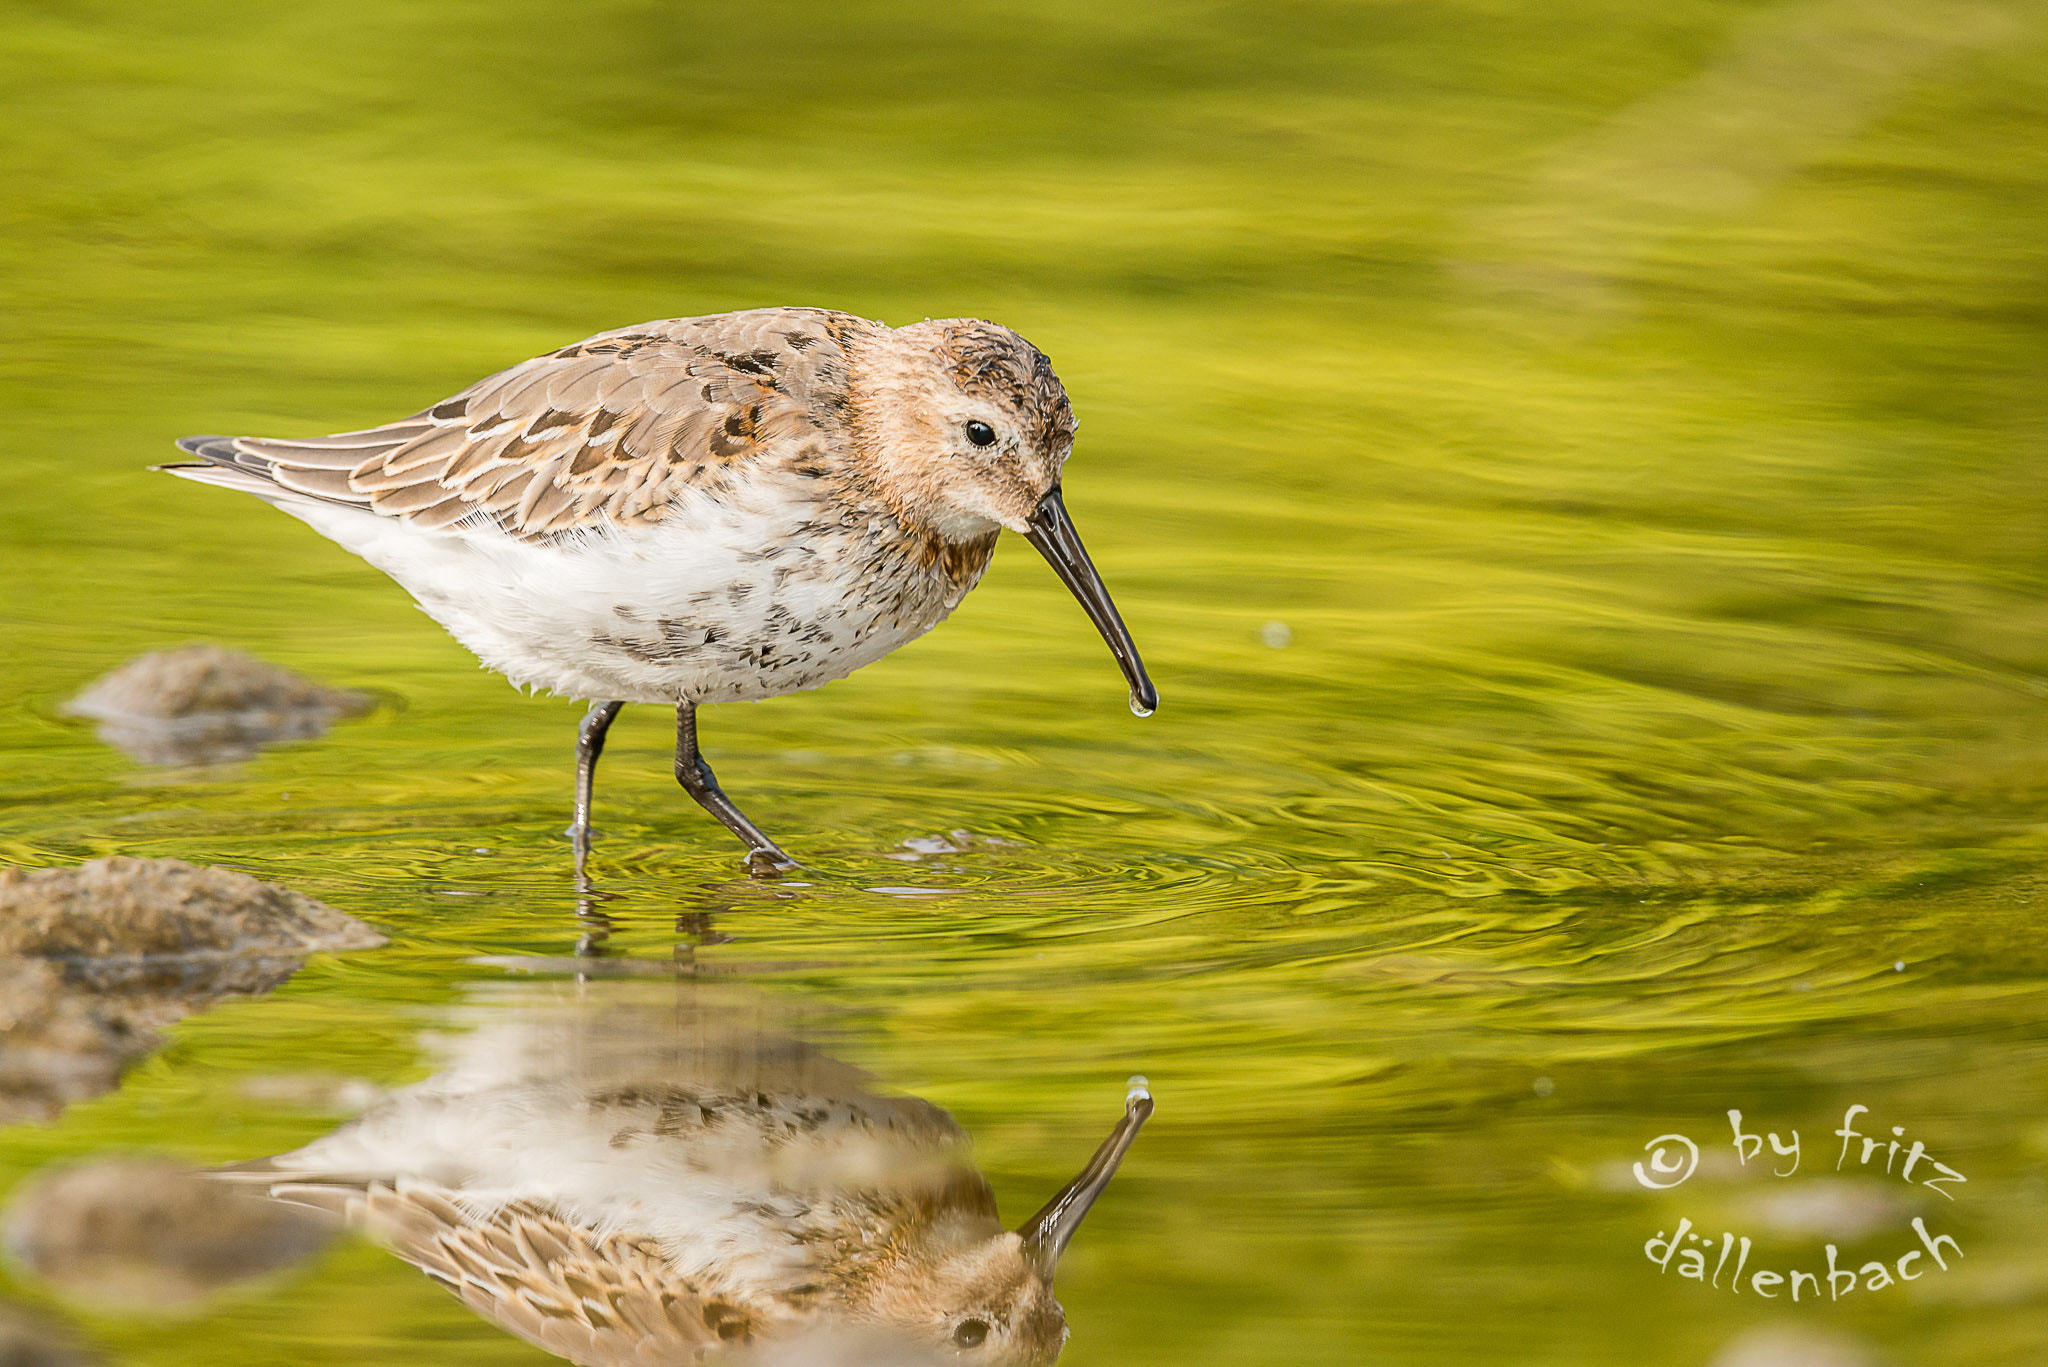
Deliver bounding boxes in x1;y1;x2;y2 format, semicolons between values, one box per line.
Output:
743;848;798;879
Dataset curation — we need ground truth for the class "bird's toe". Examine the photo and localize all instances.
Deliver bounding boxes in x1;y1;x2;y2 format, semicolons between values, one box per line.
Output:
743;849;799;879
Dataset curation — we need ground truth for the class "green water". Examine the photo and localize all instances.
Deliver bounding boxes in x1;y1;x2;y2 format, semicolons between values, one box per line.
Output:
4;0;2048;1361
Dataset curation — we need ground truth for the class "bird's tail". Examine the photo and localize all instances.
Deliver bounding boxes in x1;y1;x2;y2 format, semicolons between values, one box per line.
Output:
158;435;302;502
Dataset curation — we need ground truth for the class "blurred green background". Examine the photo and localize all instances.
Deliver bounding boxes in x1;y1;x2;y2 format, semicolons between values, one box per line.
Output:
4;1;2048;1363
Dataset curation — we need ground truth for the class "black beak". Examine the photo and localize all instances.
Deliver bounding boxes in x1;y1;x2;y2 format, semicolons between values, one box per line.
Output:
1024;490;1159;716
1017;1082;1154;1278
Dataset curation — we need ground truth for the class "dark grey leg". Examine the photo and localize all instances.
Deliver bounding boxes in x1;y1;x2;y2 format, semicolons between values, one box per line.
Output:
571;700;625;882
675;702;796;875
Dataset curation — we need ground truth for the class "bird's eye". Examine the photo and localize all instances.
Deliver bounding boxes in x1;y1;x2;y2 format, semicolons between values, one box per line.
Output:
964;420;997;447
953;1318;991;1349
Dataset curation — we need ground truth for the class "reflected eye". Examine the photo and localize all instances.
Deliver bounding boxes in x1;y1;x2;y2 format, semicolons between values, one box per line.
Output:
953;1318;991;1349
964;420;997;447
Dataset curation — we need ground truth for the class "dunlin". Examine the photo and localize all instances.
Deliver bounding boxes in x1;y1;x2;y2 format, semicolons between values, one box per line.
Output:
163;308;1156;875
223;993;1153;1364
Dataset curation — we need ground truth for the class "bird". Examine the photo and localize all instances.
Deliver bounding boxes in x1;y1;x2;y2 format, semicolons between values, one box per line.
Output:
217;989;1154;1366
161;308;1158;876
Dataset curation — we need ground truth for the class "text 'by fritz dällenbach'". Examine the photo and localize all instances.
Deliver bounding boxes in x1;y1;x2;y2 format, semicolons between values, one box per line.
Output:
1635;1105;1966;1301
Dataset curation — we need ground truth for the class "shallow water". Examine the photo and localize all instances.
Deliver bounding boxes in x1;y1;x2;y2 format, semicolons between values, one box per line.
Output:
5;1;2048;1363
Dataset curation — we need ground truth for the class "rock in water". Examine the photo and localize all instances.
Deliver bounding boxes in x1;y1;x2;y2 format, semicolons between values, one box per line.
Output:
1;1158;332;1311
0;960;135;1125
0;1302;99;1367
0;858;384;1123
0;857;384;966
64;645;369;764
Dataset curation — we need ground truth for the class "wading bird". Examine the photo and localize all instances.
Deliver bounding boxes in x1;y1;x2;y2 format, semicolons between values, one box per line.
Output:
221;990;1153;1365
164;309;1156;875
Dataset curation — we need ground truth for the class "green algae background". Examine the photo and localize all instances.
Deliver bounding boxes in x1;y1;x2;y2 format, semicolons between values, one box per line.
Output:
4;0;2048;1362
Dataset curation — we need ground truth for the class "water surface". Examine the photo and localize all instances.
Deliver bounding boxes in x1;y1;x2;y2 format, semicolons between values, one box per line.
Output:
4;2;2048;1363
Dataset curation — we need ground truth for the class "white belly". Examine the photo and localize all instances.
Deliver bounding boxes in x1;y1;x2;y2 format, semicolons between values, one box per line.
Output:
283;485;970;704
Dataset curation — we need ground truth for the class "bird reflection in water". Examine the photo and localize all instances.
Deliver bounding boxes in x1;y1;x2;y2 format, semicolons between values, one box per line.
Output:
221;987;1151;1365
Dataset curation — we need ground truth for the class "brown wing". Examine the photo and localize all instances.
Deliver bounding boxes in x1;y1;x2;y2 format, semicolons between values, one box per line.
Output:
270;1179;749;1366
175;308;872;539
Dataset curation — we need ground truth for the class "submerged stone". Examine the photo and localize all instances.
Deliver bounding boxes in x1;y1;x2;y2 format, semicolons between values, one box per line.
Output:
0;858;384;1124
1;1158;332;1310
0;960;136;1125
0;857;385;966
0;1302;99;1367
64;645;369;765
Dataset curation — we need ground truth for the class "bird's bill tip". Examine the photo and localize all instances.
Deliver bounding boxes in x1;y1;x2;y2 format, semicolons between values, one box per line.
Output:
1023;491;1158;718
1016;1083;1154;1277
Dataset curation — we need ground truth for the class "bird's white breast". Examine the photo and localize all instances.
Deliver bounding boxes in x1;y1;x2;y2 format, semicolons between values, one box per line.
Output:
263;1018;970;1296
280;477;972;704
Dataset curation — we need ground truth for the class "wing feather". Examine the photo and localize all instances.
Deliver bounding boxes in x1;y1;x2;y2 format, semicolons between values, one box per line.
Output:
273;466;360;501
263;1178;728;1364
350;453;455;492
484;468;538;512
377;424;474;474
172;308;870;541
374;477;470;514
407;494;481;530
444;427;521;483
547;358;610;410
516;457;570;524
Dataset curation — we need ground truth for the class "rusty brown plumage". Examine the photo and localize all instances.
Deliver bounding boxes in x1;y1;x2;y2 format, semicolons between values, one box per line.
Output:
178;308;877;540
271;1182;736;1365
940;321;1077;453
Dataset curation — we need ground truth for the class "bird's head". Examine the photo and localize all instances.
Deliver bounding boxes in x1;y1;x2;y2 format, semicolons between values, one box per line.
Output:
850;319;1156;716
853;317;1077;541
839;1086;1153;1365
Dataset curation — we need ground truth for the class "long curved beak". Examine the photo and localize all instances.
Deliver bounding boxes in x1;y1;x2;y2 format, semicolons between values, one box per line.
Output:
1024;490;1159;717
1017;1082;1154;1278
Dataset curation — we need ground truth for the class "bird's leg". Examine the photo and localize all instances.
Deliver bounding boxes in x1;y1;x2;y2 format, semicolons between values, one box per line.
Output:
573;897;615;961
570;700;625;883
674;702;796;876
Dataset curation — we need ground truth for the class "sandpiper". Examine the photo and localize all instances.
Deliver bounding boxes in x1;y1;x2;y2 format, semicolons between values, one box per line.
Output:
221;990;1153;1364
162;308;1156;875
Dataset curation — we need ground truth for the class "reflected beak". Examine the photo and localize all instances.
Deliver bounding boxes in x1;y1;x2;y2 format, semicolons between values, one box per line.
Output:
1017;1083;1155;1278
1024;490;1160;716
